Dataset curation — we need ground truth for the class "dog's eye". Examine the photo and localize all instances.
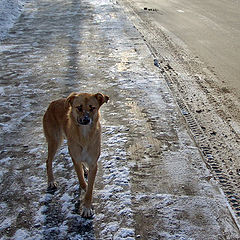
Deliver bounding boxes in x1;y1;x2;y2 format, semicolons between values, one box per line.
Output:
89;105;96;112
76;105;83;112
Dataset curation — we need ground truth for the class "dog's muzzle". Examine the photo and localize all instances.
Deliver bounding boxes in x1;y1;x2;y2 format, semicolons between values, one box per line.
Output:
78;115;91;125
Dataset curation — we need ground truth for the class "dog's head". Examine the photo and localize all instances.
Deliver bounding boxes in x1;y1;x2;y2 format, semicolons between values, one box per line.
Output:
66;92;109;126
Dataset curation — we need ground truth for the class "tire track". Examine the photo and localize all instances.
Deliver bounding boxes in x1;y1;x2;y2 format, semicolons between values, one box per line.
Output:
119;0;240;221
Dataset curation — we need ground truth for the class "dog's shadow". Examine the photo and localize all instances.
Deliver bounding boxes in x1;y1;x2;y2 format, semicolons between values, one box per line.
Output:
42;187;96;240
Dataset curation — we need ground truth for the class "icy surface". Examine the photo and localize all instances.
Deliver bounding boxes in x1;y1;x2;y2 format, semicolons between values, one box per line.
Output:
0;0;27;41
0;0;239;239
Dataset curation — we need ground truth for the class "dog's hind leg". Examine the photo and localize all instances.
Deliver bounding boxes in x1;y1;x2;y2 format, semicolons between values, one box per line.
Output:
46;140;60;190
43;101;65;191
44;126;63;190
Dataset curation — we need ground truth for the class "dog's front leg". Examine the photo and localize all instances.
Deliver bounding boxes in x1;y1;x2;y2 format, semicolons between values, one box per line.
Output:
72;159;87;191
81;163;97;218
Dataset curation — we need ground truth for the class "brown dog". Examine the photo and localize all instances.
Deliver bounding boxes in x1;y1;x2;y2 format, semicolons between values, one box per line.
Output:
43;92;109;218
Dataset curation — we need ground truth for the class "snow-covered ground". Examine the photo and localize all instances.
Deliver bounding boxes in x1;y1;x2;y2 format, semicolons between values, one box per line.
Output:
0;0;26;40
0;0;239;239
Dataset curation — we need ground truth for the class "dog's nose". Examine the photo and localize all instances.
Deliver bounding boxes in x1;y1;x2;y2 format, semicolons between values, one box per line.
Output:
81;116;90;125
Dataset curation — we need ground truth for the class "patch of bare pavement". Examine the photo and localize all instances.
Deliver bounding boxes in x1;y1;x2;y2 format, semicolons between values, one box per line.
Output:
0;0;239;239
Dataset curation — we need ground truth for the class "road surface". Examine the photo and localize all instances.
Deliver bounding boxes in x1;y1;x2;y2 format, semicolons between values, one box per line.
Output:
124;0;240;93
0;0;240;239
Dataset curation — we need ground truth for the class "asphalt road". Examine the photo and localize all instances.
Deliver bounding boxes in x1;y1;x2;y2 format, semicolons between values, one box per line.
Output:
121;0;240;229
128;0;240;93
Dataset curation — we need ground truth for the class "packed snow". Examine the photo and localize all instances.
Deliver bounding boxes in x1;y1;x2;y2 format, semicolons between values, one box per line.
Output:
0;0;239;239
0;0;27;41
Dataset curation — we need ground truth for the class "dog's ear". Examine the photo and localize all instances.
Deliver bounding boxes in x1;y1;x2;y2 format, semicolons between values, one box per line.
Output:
66;92;78;107
95;93;109;106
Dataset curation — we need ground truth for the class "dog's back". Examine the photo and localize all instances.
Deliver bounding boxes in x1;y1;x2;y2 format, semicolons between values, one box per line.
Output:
43;98;67;149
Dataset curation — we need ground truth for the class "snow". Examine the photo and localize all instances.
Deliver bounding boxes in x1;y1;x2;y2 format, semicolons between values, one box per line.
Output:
0;0;26;41
100;223;134;240
114;228;135;239
95;124;134;238
0;86;5;95
14;229;30;240
34;205;47;224
0;157;11;164
0;0;239;238
0;217;14;231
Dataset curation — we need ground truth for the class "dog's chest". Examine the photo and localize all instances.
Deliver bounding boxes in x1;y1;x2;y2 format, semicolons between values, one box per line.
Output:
80;148;92;165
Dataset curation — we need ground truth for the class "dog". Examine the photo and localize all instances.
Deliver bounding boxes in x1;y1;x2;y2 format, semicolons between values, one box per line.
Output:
43;92;109;218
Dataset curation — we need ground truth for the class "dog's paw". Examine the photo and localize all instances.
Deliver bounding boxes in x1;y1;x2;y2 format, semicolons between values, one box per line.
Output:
47;181;57;193
81;206;94;219
83;165;89;178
